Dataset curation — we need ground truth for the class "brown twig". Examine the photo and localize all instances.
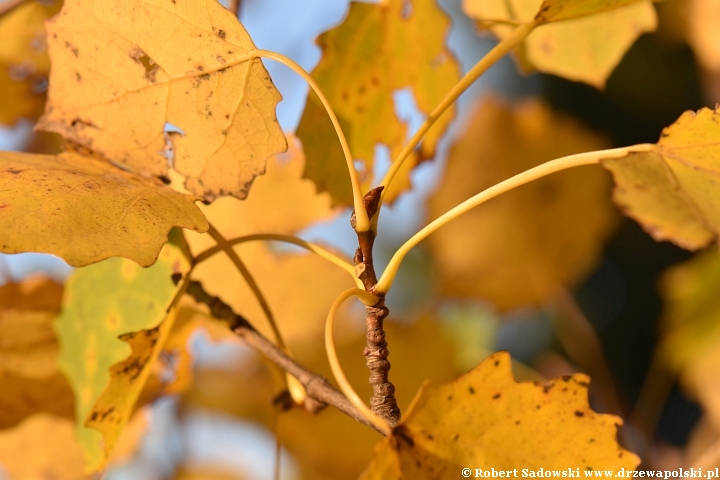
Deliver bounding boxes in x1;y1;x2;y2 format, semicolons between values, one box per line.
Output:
185;279;386;435
352;187;401;426
227;0;241;18
0;0;26;18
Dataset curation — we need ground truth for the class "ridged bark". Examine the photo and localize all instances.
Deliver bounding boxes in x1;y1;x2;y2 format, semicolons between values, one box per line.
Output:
352;187;401;426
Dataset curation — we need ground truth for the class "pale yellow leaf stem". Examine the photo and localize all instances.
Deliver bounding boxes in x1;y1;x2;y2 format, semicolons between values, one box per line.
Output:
254;49;370;233
325;287;391;435
194;233;363;288
376;21;538;216
206;224;306;403
375;144;655;293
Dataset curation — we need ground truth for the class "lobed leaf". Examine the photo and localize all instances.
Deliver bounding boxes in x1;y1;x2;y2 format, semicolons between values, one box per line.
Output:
0;0;60;125
601;107;720;250
463;0;656;87
297;0;460;205
55;236;190;472
183;314;474;480
0;151;208;267
428;98;617;311
37;0;287;202
184;139;352;344
361;352;639;479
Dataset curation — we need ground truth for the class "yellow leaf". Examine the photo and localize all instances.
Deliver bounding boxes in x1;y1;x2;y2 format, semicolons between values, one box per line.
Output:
296;0;460;205
535;0;650;22
184;138;351;345
0;414;86;480
427;98;617;311
0;151;208;267
659;250;720;428
361;352;639;479
602;107;720;251
185;135;336;251
55;236;190;472
183;314;478;480
463;0;656;87
0;0;60;125
0;276;75;429
0;412;148;480
36;0;287;202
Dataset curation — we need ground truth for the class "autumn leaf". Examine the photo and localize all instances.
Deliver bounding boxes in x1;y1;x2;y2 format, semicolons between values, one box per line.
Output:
601;106;720;251
183;314;472;480
0;151;208;267
427;98;617;311
55;235;190;472
184;138;352;345
463;0;656;87
296;0;460;205
0;0;60;125
534;0;650;22
659;250;720;428
361;352;638;479
0;276;75;429
0;414;86;479
36;0;287;202
0;411;148;480
184;135;336;244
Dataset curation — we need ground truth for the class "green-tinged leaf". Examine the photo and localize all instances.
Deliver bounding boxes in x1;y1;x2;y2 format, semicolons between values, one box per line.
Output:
0;0;61;125
463;0;656;87
0;151;208;267
361;352;639;479
601;107;720;250
37;0;287;202
55;235;190;472
297;0;460;205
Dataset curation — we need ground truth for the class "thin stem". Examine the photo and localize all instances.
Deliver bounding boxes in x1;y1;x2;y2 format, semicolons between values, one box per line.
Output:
206;224;306;402
476;18;523;26
376;21;537;210
325;288;391;435
254;49;370;233
375;144;654;293
194;233;363;289
227;0;241;17
207;224;285;350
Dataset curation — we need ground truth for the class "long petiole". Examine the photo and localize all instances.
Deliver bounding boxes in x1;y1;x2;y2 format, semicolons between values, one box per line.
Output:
206;224;306;402
375;21;537;216
325;287;390;435
194;233;363;288
255;49;370;233
374;144;655;293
